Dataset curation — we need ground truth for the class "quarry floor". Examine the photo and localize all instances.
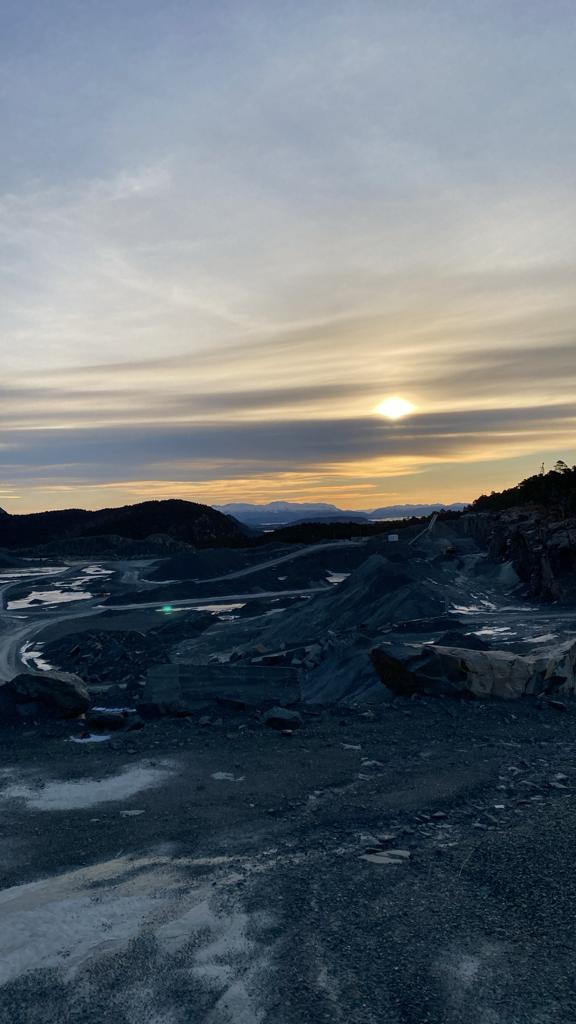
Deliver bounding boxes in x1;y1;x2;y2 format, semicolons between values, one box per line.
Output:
1;696;576;1023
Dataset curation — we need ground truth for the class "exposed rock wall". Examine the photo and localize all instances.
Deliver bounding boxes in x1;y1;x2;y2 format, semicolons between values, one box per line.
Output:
458;509;576;603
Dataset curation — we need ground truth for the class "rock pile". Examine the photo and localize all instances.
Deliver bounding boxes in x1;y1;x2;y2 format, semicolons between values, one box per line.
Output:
44;611;212;697
262;555;449;645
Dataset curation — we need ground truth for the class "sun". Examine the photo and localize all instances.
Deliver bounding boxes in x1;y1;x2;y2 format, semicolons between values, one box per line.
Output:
374;396;415;420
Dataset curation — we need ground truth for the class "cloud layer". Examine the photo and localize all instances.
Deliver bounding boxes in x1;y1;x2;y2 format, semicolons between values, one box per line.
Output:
1;2;575;510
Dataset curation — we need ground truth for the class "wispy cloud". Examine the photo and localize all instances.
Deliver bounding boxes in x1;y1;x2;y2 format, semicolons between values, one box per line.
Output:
0;2;575;510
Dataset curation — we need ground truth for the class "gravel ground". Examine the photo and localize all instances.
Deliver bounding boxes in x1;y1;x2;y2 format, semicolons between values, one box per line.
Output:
1;696;575;1023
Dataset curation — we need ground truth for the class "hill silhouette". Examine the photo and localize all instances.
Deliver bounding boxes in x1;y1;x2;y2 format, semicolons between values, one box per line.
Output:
0;499;247;552
473;462;576;515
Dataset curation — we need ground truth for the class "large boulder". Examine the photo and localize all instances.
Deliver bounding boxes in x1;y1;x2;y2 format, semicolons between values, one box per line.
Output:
371;640;576;701
5;671;90;717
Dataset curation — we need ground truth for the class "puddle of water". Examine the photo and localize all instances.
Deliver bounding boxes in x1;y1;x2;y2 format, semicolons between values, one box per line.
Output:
1;761;175;811
8;589;93;610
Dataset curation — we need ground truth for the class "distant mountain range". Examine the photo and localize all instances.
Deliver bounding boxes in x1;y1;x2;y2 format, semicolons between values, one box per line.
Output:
0;498;467;552
215;501;467;529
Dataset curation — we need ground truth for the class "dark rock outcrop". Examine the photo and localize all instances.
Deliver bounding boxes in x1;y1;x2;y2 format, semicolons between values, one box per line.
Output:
463;466;576;603
371;640;576;700
4;671;90;717
461;508;576;603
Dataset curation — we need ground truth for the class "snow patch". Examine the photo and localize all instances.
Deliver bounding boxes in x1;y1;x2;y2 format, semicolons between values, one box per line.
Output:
2;761;175;811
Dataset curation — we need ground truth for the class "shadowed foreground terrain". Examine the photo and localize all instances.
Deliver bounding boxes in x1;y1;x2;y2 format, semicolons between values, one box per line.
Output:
2;471;576;1022
1;699;576;1023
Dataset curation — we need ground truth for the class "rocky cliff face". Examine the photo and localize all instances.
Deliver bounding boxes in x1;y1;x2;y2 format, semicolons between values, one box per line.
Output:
460;507;576;603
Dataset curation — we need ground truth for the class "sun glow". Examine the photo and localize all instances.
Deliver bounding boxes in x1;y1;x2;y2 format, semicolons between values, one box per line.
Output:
374;397;416;420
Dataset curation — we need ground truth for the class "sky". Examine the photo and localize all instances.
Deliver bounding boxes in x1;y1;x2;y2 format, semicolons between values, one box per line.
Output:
1;0;575;513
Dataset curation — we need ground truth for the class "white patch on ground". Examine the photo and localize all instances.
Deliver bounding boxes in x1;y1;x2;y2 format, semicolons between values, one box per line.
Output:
451;601;497;614
70;734;112;744
521;633;558;644
472;627;513;637
195;603;247;614
20;641;55;671
327;572;350;585
0;567;65;580
92;705;136;713
1;760;175;811
0;852;271;1023
8;589;93;609
212;772;245;782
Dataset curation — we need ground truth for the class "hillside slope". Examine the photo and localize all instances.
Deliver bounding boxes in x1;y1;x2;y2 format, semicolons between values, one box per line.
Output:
0;499;248;552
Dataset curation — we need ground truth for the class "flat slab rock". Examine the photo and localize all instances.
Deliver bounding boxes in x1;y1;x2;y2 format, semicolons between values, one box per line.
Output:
371;640;576;700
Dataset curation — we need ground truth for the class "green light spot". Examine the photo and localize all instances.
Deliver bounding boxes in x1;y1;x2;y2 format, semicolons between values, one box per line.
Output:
162;604;173;614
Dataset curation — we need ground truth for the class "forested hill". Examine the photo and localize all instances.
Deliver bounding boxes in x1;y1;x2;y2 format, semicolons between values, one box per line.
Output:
473;463;576;514
0;499;248;552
